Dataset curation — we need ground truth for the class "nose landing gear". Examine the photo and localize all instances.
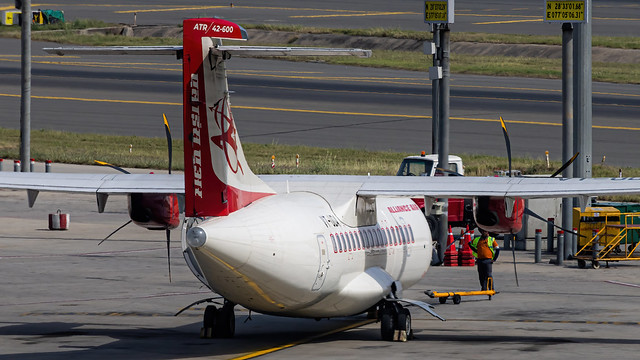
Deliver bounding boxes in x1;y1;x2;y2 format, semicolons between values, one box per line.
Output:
200;300;236;338
379;302;412;342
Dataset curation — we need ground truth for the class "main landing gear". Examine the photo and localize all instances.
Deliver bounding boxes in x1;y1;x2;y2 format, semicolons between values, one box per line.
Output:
379;301;412;342
200;300;236;338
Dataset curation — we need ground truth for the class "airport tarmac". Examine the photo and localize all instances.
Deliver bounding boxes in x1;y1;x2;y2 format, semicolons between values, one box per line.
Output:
2;170;640;359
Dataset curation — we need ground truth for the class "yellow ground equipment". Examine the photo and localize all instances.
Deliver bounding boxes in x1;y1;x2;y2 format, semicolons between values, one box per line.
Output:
573;209;640;269
1;10;20;25
425;277;496;304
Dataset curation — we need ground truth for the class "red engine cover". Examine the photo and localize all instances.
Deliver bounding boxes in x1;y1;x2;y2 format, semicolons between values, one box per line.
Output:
128;193;180;230
473;196;524;234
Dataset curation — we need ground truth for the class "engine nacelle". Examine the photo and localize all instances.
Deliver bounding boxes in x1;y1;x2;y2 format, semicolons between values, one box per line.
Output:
128;193;180;230
473;196;525;234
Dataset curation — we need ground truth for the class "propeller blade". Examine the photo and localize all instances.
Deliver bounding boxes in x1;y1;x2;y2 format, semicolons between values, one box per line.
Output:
166;228;172;283
550;152;579;178
163;113;172;175
510;236;519;287
94;160;130;174
499;116;512;177
98;220;133;245
524;207;582;237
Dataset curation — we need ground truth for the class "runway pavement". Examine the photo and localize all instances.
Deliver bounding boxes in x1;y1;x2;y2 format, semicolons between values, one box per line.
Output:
0;38;639;167
12;0;640;37
2;169;640;359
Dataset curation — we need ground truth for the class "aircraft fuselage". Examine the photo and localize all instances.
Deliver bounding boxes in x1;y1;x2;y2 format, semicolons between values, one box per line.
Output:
183;192;431;318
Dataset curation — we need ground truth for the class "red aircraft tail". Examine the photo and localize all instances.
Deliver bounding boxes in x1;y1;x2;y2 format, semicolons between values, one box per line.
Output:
182;18;275;217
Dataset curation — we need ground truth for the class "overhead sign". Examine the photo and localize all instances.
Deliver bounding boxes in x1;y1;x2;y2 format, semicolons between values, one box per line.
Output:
424;0;454;24
544;0;587;23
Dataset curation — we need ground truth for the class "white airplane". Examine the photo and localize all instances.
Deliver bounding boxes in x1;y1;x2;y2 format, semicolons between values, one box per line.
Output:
3;17;640;341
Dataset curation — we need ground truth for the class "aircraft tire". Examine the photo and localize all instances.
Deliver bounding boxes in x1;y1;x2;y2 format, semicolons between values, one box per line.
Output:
202;305;217;338
380;306;396;341
215;302;236;338
398;308;411;334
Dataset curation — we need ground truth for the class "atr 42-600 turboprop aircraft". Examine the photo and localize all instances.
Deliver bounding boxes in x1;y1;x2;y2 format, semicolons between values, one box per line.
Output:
4;18;640;341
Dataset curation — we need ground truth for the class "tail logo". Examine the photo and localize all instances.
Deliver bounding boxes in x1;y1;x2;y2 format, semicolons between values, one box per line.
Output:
210;96;243;175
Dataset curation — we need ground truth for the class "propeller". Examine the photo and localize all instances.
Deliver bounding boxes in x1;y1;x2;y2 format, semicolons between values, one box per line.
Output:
94;160;132;246
163;113;173;282
498;117;583;286
164;113;172;175
499;117;512;177
98;220;133;245
94;160;130;174
497;117;519;286
550;151;579;178
94;114;175;282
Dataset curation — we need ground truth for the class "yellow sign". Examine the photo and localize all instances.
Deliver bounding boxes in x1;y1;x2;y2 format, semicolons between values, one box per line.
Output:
424;1;452;23
545;1;586;22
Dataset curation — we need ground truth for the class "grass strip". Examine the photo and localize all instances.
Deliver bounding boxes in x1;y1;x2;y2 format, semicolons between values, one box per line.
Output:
283;50;640;84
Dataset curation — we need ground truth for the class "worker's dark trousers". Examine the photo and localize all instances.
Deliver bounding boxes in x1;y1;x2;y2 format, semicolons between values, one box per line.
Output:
477;259;493;291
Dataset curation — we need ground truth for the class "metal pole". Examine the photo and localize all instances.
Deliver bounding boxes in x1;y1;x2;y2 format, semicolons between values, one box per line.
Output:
562;23;574;260
431;24;440;154
20;0;32;172
437;25;450;264
547;218;554;252
572;227;578;255
535;229;542;263
557;231;564;265
573;0;592;179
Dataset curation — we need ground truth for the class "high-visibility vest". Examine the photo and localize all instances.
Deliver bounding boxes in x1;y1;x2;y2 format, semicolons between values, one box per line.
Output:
470;236;497;258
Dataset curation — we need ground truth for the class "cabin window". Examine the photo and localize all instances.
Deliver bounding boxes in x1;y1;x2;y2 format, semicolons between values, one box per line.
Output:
407;224;415;243
380;228;388;247
390;227;398;246
396;226;405;245
349;232;356;251
366;229;374;247
363;229;371;249
369;228;378;248
337;234;343;252
341;233;351;252
376;228;385;247
356;231;362;250
330;234;337;253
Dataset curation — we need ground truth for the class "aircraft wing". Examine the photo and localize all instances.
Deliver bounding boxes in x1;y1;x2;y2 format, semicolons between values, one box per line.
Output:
43;45;371;58
260;174;640;200
3;172;640;199
0;172;183;194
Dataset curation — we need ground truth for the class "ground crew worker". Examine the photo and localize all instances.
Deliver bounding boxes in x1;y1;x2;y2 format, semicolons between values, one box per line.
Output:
469;228;500;291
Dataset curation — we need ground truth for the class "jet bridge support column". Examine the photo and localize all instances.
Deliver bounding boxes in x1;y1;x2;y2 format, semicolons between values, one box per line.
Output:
19;0;31;172
561;22;573;260
431;24;440;154
437;24;451;264
573;0;592;180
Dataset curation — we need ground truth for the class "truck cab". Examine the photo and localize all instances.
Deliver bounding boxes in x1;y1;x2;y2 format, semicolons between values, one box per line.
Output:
396;153;464;177
397;153;474;236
